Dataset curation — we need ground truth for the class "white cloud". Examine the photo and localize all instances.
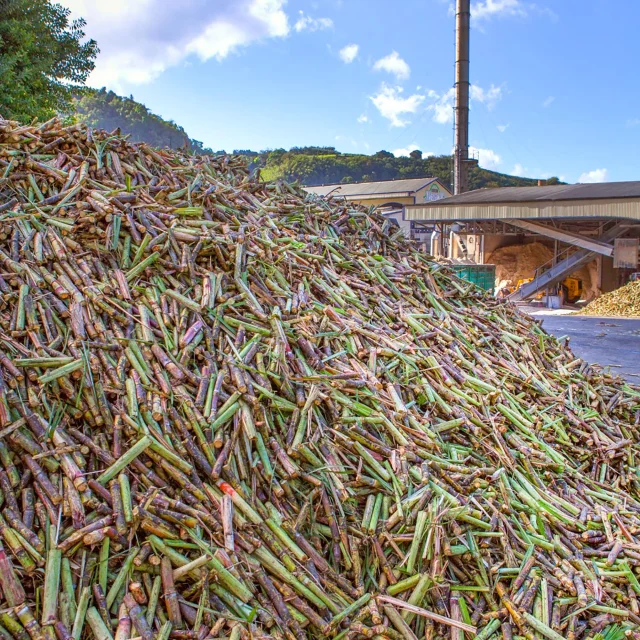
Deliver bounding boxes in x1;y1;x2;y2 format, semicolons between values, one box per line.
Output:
339;43;359;63
542;96;555;108
429;88;455;124
393;144;418;157
579;168;609;183
471;0;527;21
428;84;503;124
467;0;557;23
393;144;419;157
357;114;370;124
497;124;509;132
370;84;425;127
470;146;501;170
510;166;564;180
627;118;640;127
294;12;333;32
373;51;410;81
470;84;503;110
392;145;434;158
57;0;290;88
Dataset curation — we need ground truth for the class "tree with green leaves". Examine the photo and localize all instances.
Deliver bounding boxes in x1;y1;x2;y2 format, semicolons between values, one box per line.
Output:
256;147;559;191
0;0;98;122
74;89;212;152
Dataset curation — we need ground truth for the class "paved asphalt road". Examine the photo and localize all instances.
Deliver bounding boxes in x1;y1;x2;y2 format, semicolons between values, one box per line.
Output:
537;315;640;381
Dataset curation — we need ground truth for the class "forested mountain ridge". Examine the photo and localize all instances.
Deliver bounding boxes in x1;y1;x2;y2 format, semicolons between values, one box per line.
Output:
250;147;554;190
73;91;559;191
73;88;211;153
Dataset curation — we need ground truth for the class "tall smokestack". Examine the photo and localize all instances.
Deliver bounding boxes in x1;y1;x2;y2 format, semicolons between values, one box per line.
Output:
454;0;471;195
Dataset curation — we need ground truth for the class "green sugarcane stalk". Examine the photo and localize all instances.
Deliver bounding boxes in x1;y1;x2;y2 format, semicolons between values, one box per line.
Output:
98;537;110;593
407;512;428;574
118;474;132;524
401;574;432;625
97;437;151;485
85;607;114;640
146;575;162;626
387;574;422;596
15;357;75;368
126;252;160;281
105;546;139;609
324;594;371;634
72;587;90;640
41;542;61;626
61;559;77;621
38;359;84;384
520;611;565;640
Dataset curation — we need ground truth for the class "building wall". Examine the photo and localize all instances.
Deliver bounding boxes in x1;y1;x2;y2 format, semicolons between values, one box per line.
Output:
345;182;450;211
352;196;416;208
450;234;483;262
593;255;628;293
382;211;411;238
344;184;450;250
600;255;620;291
414;182;449;204
348;196;415;241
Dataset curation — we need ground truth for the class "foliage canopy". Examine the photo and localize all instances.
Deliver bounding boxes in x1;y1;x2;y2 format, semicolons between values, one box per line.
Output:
0;0;98;122
74;89;211;153
253;147;554;191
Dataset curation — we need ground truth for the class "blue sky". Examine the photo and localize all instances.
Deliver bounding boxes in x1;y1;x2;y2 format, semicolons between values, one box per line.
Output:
60;0;640;183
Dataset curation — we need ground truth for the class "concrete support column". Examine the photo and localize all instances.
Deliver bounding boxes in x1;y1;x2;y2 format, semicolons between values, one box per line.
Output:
597;255;603;290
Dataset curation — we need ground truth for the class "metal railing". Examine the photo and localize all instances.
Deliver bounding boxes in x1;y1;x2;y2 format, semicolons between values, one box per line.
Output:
531;244;576;282
530;221;617;282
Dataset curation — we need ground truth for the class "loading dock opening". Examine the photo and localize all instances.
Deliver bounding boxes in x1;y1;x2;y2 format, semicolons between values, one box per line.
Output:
405;181;640;301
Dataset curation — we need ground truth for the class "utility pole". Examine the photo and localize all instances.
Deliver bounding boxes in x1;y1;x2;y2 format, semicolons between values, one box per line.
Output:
454;0;471;195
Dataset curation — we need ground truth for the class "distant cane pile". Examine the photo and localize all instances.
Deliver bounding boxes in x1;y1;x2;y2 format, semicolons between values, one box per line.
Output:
1;116;640;639
581;280;640;318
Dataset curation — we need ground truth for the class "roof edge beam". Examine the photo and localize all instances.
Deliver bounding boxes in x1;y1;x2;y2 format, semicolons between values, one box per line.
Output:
506;219;614;256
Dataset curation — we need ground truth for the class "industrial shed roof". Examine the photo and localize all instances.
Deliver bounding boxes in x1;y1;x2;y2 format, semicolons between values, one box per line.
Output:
417;181;640;206
305;177;445;198
406;181;640;223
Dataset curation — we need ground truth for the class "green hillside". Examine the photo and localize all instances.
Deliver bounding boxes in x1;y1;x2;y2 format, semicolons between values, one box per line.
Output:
73;88;212;153
73;92;558;191
251;147;556;190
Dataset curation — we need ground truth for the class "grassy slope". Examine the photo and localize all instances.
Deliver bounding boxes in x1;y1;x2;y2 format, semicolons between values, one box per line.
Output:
256;150;550;191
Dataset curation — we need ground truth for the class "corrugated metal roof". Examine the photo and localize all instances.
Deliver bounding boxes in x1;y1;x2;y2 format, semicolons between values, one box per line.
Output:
420;181;640;206
406;200;640;223
305;177;443;198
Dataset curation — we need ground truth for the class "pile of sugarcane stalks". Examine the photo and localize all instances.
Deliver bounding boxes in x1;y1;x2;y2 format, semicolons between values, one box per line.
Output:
581;280;640;318
1;116;640;640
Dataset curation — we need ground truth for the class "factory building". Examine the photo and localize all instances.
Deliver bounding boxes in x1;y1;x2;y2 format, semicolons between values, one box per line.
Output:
305;177;451;243
405;181;640;299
